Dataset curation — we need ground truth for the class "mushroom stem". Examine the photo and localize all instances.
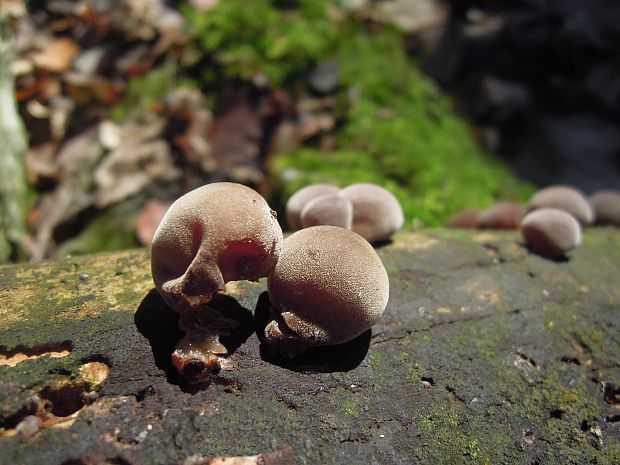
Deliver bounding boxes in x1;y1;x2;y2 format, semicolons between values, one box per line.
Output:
172;305;238;383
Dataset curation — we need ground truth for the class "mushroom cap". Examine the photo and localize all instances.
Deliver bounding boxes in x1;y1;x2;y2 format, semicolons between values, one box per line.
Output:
528;185;594;225
521;208;582;258
447;208;481;229
589;190;620;226
285;184;340;231
339;183;404;242
265;226;389;356
300;194;353;229
151;182;282;313
477;202;526;230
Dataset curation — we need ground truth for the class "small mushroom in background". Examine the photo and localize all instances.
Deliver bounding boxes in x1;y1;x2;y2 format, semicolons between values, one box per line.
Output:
300;194;353;229
477;202;526;230
264;226;389;358
285;184;340;231
447;208;481;229
151;182;283;382
340;183;404;242
520;208;582;259
589;190;620;226
528;185;594;225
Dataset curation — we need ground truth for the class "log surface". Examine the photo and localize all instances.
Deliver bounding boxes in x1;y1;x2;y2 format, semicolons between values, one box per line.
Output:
0;229;619;465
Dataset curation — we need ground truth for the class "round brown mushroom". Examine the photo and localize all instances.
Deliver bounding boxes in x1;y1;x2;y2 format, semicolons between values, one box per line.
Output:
285;184;340;231
477;202;526;230
300;194;353;229
520;208;581;258
528;185;594;225
339;183;404;242
265;226;389;357
152;182;282;311
151;182;283;382
589;190;620;226
447;208;481;229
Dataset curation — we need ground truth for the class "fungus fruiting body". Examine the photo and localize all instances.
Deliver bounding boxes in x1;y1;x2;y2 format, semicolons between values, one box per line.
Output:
528;185;594;225
285;184;339;231
151;182;282;382
477;202;526;230
590;190;620;226
300;194;353;229
340;183;404;242
447;208;481;229
521;208;581;258
265;226;389;357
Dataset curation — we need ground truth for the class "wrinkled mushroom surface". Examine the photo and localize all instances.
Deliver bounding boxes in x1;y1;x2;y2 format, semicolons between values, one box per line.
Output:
300;194;353;229
528;185;594;225
590;190;620;226
285;184;339;231
477;202;526;230
521;208;581;258
152;182;282;312
340;183;404;242
265;226;389;357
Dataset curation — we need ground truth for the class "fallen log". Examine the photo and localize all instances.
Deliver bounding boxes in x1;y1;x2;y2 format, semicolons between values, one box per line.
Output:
0;229;619;464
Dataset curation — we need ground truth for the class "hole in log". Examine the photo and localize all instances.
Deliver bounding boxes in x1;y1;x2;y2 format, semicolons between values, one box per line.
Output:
603;382;620;406
550;409;565;419
516;351;537;368
40;381;91;417
560;355;581;365
0;341;73;367
60;458;131;465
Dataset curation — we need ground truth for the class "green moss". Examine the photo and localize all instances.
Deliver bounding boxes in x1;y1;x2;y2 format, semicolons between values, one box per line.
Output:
180;0;534;227
110;62;194;122
273;26;533;225
184;0;338;89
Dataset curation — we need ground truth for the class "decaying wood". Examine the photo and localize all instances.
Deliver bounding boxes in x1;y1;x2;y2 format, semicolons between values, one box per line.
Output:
0;229;619;464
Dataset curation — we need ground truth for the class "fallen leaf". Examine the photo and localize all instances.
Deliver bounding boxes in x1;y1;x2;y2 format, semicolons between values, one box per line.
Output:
31;37;80;73
136;200;171;246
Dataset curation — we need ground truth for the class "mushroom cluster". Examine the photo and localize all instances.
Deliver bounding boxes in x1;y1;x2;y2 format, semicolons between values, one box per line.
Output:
589;190;620;226
152;182;392;381
447;185;620;259
285;182;404;243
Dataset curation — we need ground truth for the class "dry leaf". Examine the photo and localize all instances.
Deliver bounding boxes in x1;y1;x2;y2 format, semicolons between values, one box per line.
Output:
31;37;80;73
135;200;171;246
94;114;181;208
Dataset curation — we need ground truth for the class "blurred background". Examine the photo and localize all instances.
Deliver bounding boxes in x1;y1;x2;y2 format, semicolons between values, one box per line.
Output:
0;0;618;262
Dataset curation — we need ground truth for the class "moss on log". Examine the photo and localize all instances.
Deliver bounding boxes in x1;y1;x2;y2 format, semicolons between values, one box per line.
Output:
0;229;619;465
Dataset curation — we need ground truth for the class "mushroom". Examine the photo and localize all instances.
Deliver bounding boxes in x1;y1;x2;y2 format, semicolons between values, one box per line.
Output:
339;183;404;242
264;226;389;357
151;182;282;381
520;208;581;258
285;184;340;231
589;190;620;226
477;202;526;230
528;185;594;225
300;194;353;229
447;208;481;229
